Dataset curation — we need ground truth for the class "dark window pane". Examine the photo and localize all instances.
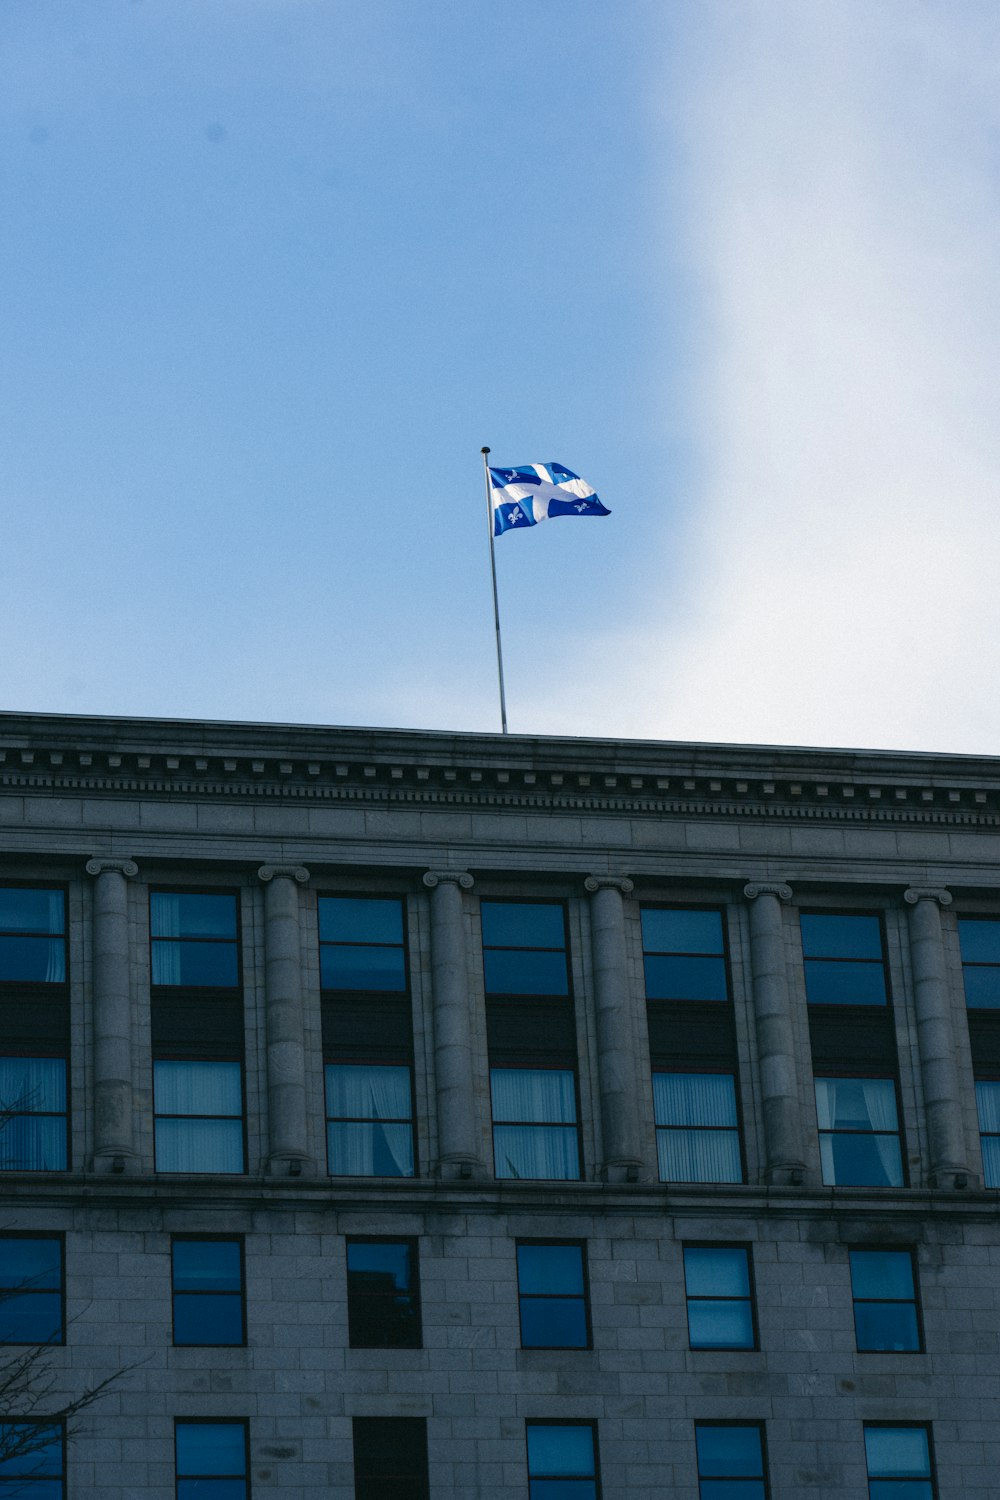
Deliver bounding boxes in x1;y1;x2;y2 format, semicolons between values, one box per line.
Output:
867;1483;933;1500
348;1241;412;1288
865;1426;930;1478
698;1483;766;1500
527;1425;595;1476
0;1117;67;1172
319;897;404;945
696;1425;763;1476
151;893;236;939
151;941;238;987
641;907;723;954
0;1292;61;1345
801;914;883;959
517;1245;585;1295
958;919;1000;963
174;1294;243;1346
0;1426;62;1476
0;890;64;934
353;1417;428;1496
177;1481;247;1500
962;967;1000;1008
0;1239;60;1289
854;1303;920;1352
643;955;728;1001
530;1482;597;1500
484;949;569;996
849;1251;914;1301
0;937;66;984
684;1248;749;1298
520;1298;588;1348
320;945;406;992
176;1422;246;1475
804;960;887;1005
819;1133;903;1187
481;903;565;948
173;1241;241;1292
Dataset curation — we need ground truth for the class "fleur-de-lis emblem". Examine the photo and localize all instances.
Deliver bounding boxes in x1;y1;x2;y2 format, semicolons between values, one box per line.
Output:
510;506;524;524
574;501;589;512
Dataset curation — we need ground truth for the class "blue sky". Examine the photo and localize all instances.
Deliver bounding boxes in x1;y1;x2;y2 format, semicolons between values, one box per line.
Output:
3;2;999;752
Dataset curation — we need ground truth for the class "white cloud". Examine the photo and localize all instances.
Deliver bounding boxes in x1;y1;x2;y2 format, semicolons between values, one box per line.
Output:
533;0;1000;753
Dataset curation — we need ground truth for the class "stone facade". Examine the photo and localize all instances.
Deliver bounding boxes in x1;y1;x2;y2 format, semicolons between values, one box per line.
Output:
2;712;1000;1497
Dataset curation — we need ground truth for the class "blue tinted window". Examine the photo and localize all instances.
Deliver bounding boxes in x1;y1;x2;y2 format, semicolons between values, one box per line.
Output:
641;907;723;955
976;1081;1000;1185
527;1424;597;1500
850;1251;919;1352
492;1069;579;1181
865;1426;934;1498
696;1424;766;1499
319;897;407;992
154;1062;244;1175
0;1238;62;1345
150;893;239;988
176;1422;247;1500
172;1240;243;1346
815;1078;903;1187
801;914;887;1006
641;908;728;1001
960;919;1000;1008
482;903;569;996
653;1073;742;1184
0;889;66;985
353;1417;428;1499
684;1247;754;1350
517;1244;588;1348
0;1424;63;1495
347;1240;421;1348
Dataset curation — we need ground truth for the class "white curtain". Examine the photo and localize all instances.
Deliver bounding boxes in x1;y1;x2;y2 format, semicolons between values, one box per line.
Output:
45;891;65;983
150;894;183;985
153;1061;244;1173
653;1072;737;1127
490;1069;576;1124
815;1077;901;1186
0;1057;66;1170
490;1070;579;1180
325;1065;413;1176
154;1060;242;1115
656;1127;741;1183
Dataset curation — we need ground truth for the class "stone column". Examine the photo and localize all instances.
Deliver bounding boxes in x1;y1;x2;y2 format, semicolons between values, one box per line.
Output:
422;870;482;1178
258;865;314;1175
904;886;972;1189
584;875;645;1182
86;857;139;1172
744;882;807;1185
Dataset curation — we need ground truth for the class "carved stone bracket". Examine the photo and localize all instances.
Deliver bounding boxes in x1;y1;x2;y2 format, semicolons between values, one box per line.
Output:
743;882;792;902
584;875;634;895
85;858;138;878
422;871;474;890
257;865;310;884
904;886;952;907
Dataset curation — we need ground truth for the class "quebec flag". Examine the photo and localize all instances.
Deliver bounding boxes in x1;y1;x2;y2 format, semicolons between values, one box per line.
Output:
488;462;610;537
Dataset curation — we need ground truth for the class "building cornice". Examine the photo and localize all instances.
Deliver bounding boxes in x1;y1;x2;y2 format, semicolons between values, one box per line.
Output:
3;712;1000;829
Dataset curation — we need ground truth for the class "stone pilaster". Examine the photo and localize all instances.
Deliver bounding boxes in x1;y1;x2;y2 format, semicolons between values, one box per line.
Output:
86;857;139;1171
904;887;973;1189
423;871;483;1178
744;882;808;1185
258;865;314;1175
584;875;646;1182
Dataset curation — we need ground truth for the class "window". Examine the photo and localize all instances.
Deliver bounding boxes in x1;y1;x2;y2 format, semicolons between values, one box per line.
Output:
172;1238;244;1347
320;897;415;1178
0;1422;64;1497
526;1422;599;1500
800;913;888;1005
975;1080;1000;1186
695;1423;768;1500
0;1236;63;1345
516;1242;589;1349
642;906;743;1185
0;887;69;1173
346;1239;421;1349
151;892;244;1174
958;918;1000;1008
353;1416;428;1500
653;1072;741;1183
683;1246;755;1350
175;1421;249;1500
814;1077;903;1187
483;902;581;1181
864;1425;935;1498
849;1249;921;1352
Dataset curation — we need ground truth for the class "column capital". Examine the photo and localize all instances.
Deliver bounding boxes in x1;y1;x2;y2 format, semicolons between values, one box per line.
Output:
744;881;792;903
258;865;310;885
85;857;138;878
904;886;952;907
423;870;474;890
584;875;634;895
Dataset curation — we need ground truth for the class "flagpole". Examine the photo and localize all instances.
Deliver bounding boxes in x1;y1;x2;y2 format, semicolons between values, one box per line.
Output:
481;446;509;735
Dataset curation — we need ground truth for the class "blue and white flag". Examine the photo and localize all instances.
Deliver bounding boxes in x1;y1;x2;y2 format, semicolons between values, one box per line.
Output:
488;462;610;537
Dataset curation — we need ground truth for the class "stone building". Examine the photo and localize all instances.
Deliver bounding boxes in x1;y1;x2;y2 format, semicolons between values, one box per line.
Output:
1;709;999;1498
